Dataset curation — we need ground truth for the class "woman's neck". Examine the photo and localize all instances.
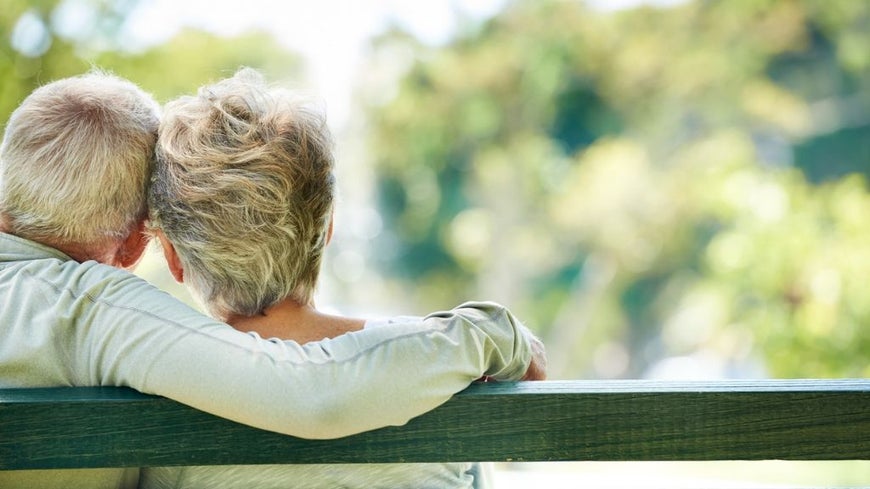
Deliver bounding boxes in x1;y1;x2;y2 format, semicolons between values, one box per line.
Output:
225;299;365;344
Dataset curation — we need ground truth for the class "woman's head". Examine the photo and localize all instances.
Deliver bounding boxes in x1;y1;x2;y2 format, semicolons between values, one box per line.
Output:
149;68;335;319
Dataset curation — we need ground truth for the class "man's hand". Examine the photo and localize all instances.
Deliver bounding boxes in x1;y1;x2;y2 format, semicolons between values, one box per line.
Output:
521;333;547;381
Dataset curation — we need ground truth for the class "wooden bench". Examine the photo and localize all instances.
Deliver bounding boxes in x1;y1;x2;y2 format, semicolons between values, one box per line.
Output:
1;379;868;470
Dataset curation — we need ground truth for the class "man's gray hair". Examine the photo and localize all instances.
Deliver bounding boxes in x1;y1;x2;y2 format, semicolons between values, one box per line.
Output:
149;68;335;319
0;72;159;247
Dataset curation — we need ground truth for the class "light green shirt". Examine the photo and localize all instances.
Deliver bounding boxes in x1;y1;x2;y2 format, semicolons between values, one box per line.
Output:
139;316;493;489
0;232;532;488
141;460;488;489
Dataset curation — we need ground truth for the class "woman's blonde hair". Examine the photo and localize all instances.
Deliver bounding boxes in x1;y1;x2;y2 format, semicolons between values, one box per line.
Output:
0;72;159;246
149;68;335;318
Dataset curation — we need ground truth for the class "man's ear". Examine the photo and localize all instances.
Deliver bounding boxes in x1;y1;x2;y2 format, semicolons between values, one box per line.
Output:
116;219;149;271
154;229;185;283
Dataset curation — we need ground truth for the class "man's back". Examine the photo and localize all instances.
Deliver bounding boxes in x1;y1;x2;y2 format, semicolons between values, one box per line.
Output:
0;235;143;487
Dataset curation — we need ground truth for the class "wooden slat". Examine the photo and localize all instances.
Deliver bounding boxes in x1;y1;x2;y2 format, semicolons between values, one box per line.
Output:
1;379;868;469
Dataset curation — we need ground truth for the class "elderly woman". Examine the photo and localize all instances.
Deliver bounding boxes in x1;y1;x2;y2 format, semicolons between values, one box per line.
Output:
142;69;544;489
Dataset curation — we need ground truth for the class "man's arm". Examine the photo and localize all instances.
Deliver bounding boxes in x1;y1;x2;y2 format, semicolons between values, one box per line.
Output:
80;269;536;439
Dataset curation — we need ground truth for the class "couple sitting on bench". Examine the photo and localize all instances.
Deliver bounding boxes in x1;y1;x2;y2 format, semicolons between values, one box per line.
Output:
0;69;546;489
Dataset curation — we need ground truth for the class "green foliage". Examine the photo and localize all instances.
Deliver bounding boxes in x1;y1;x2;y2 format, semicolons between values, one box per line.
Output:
94;29;303;103
363;0;870;379
0;0;303;121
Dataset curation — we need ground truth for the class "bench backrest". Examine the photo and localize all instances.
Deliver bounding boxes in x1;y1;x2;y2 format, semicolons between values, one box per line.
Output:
1;379;868;470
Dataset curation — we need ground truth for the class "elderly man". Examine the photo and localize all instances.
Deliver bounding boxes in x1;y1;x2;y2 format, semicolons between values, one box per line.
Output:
0;72;545;489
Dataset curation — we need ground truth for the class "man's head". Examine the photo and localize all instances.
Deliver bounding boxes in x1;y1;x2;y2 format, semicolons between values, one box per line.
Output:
0;72;159;265
149;68;335;319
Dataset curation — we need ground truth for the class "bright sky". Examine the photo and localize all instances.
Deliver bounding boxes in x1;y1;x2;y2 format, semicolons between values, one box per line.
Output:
30;0;682;128
119;0;508;127
117;0;681;127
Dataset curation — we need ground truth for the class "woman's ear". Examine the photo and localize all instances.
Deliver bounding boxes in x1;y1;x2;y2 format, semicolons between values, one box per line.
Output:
154;229;185;283
326;212;334;246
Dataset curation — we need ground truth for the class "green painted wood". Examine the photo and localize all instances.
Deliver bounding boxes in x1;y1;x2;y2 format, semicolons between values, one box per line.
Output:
1;379;868;469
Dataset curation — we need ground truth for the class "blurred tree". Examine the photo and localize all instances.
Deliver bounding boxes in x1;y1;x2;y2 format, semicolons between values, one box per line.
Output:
1;0;303;123
94;28;303;102
1;0;90;124
360;0;870;379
